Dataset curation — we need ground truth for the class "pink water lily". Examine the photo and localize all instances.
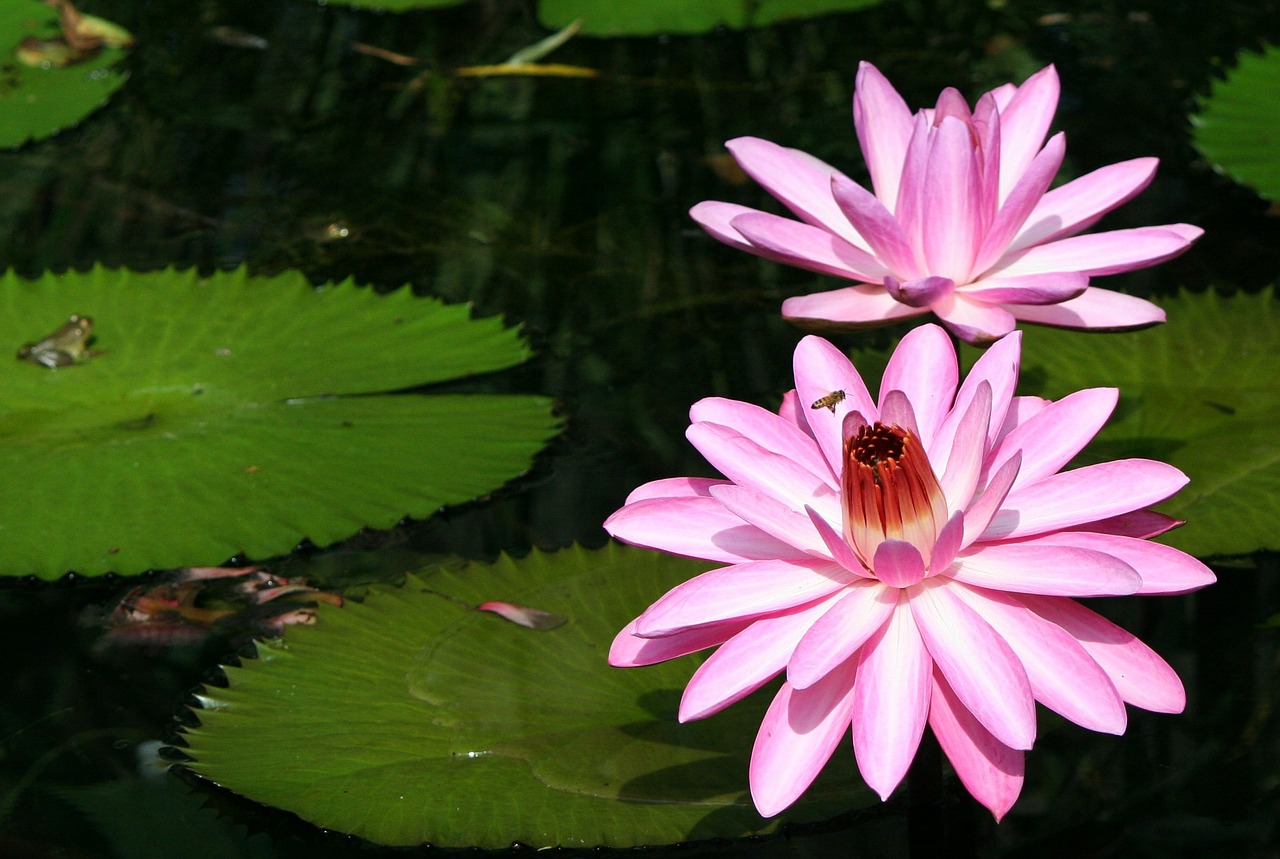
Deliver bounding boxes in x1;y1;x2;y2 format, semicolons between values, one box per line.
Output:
691;63;1202;343
605;325;1213;818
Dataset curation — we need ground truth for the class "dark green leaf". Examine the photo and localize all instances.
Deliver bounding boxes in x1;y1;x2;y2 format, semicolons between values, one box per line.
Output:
1193;44;1280;200
0;267;558;577
182;544;871;848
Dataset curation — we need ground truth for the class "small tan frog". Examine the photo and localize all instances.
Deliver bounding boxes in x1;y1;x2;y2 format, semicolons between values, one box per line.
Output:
17;314;96;368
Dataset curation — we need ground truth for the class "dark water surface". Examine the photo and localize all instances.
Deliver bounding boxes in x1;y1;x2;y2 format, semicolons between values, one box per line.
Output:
1;0;1279;856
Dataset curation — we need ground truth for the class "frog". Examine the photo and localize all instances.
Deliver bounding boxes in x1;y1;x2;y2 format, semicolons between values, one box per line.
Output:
17;314;97;368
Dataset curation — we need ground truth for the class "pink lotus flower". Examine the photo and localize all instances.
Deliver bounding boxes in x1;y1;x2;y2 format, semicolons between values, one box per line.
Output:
605;325;1213;818
691;63;1202;344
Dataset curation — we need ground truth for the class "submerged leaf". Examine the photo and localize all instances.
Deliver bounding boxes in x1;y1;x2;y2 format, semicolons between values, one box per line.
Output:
0;266;558;577
181;544;870;848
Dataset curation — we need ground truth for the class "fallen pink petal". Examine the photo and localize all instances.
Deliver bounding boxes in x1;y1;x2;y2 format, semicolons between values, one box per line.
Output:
478;600;569;630
691;63;1202;343
604;325;1214;819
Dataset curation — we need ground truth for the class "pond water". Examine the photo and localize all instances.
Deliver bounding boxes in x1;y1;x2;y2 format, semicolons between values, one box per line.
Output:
1;0;1278;857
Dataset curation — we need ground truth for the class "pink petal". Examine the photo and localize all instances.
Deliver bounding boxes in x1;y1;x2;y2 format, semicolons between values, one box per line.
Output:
792;335;877;476
949;584;1126;733
885;275;957;307
982;387;1118;492
877;389;922;439
689;201;770;251
788;582;895;689
750;660;858;817
971;93;1002;225
972;132;1066;275
476;601;566;630
1017;531;1214;595
1018;594;1185;712
605;497;805;564
932;331;1021;461
1011;157;1159;251
804;505;868;575
680;593;844;721
983;459;1188;540
687;422;838;514
950;542;1141;596
712;484;831;558
635;557;855;637
992;226;1203;279
893;113;933;261
962;452;1022;547
782;285;929;330
921;117;983;281
1005;286;1165;330
874;540;927;588
1062;509;1182;539
691;397;833;484
928;669;1024;820
938;381;992;513
997;396;1050;440
853;61;915;209
851;593;932;799
909;580;1036;750
777;389;810;434
725;137;867;246
930;511;966;574
610;617;749;667
994;65;1060;203
830;173;920;277
961;271;1088;306
731;212;890;282
878;323;958;449
625;476;724;503
932;292;1017;345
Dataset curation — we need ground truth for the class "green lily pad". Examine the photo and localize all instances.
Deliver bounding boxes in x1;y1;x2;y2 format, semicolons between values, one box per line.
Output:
998;289;1280;559
1193;45;1280;200
181;544;870;848
538;0;884;36
0;266;558;578
0;0;132;148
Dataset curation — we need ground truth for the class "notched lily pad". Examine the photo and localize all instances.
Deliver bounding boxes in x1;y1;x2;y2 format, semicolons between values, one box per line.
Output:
997;289;1280;559
0;266;558;577
0;0;133;147
180;544;870;848
1193;44;1280;200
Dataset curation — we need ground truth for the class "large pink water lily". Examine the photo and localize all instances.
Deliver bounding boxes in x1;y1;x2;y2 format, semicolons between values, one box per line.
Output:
605;325;1213;818
691;62;1202;344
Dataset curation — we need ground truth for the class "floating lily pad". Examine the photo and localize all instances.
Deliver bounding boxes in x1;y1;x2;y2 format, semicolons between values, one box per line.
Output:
998;289;1280;559
539;0;884;36
1193;45;1280;200
181;544;870;848
0;0;132;148
0;266;557;578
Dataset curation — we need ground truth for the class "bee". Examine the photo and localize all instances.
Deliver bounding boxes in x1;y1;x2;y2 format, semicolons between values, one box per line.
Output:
810;389;846;413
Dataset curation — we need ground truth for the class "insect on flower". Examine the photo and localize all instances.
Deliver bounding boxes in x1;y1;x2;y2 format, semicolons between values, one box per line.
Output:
810;389;846;412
